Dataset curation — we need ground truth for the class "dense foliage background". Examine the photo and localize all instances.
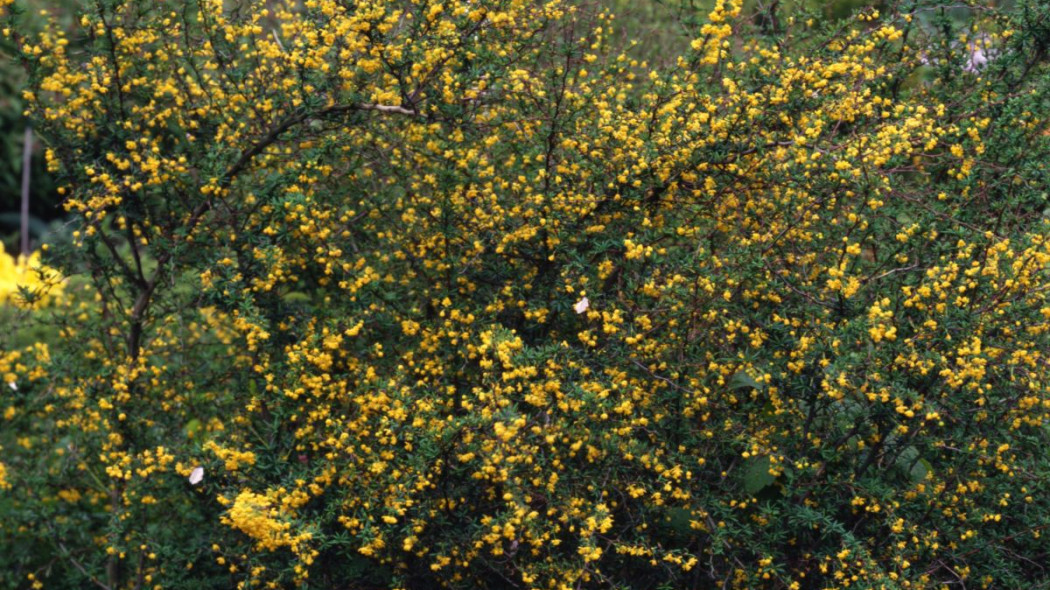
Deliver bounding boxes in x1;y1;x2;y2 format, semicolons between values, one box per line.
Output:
2;0;1050;588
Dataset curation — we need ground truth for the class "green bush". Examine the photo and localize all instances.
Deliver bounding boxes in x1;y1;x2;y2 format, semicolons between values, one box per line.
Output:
2;0;1050;588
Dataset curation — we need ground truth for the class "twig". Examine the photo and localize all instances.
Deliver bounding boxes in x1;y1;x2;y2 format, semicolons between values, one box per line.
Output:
357;103;420;116
50;532;112;590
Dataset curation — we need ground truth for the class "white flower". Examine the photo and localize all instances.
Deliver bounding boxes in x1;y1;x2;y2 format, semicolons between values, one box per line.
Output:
188;466;204;485
574;296;590;314
964;46;988;73
6;382;15;391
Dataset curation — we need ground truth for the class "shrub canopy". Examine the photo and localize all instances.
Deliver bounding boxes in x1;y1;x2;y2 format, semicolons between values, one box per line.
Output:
3;0;1050;588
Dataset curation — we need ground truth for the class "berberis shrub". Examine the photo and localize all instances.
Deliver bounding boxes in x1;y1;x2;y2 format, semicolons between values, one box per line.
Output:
2;0;1050;588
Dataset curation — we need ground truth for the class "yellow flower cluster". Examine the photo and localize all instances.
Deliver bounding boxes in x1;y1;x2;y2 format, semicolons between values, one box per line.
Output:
204;441;257;472
222;489;314;558
0;243;63;308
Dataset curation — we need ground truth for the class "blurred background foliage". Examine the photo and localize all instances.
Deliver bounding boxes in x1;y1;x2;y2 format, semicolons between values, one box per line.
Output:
600;0;1008;65
0;0;76;255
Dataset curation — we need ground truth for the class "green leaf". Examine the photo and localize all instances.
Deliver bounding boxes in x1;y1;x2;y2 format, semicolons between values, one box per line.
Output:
895;445;932;483
184;419;203;439
664;506;696;536
910;458;932;483
729;370;763;391
742;456;777;495
282;291;311;304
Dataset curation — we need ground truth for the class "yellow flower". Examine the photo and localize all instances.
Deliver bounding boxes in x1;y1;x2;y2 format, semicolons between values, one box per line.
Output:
0;243;64;309
0;460;10;490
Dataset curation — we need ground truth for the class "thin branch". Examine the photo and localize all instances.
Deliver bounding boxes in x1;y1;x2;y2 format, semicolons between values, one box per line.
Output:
51;532;112;590
357;102;420;116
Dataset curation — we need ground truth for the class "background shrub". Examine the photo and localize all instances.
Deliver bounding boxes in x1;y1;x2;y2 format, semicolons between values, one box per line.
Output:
2;0;1050;588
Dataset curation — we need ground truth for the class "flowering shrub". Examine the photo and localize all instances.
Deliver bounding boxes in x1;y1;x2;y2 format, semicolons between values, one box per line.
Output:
2;0;1050;589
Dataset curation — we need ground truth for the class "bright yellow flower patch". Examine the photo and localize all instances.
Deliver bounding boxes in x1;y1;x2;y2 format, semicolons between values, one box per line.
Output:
0;243;63;309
